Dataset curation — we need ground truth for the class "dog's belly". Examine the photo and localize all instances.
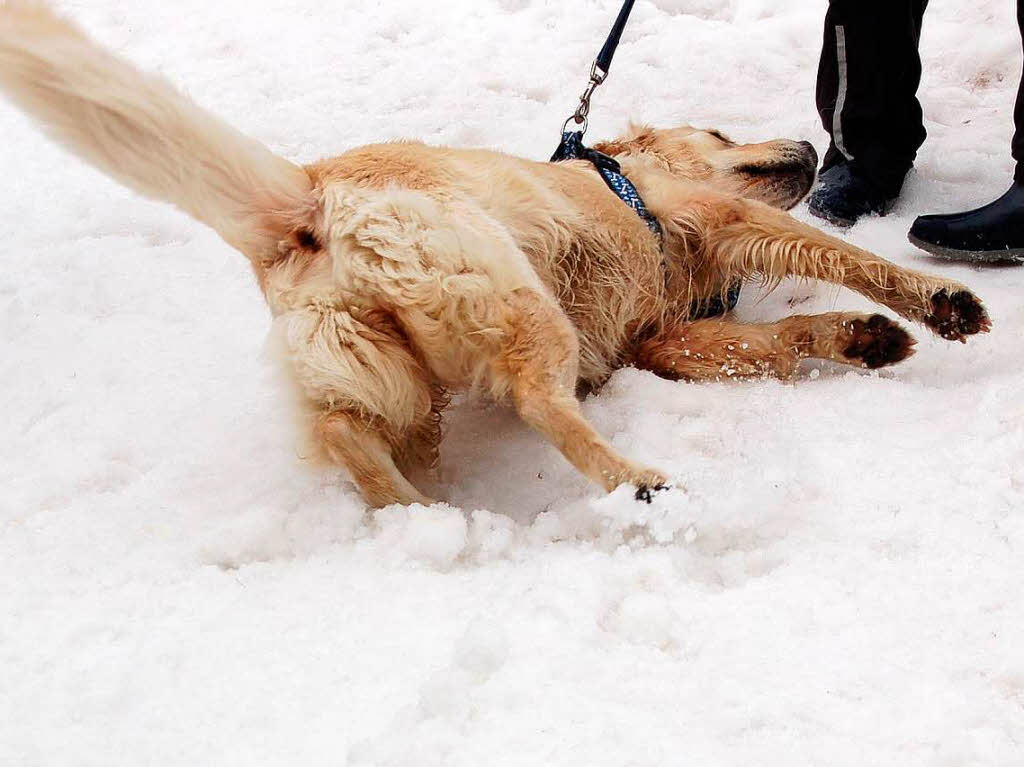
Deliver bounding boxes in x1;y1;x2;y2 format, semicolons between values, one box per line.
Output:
550;248;666;385
486;161;669;384
517;228;667;384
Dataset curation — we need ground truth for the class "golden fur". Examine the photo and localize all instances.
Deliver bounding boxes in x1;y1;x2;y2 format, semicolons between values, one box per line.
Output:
0;2;992;507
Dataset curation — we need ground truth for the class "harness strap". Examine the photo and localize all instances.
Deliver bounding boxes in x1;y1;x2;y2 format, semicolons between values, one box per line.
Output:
551;131;662;239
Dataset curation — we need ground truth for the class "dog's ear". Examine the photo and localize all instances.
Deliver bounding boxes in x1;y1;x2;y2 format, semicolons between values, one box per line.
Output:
622;122;657;142
591;138;628;156
593;123;659;157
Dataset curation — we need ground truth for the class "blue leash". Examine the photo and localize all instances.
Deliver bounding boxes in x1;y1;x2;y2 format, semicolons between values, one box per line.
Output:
549;1;740;319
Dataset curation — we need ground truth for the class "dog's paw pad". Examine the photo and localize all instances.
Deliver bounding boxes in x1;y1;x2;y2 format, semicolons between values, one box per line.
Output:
925;289;991;342
843;315;916;368
635;484;670;504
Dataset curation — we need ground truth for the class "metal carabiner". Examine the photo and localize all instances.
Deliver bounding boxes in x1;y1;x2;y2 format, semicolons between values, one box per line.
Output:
563;61;609;136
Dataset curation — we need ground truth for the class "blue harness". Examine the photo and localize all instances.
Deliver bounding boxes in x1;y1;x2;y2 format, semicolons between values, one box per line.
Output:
550;130;740;319
551;131;663;239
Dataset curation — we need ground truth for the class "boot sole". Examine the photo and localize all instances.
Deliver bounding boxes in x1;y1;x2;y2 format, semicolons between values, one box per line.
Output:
808;197;898;229
908;233;1024;264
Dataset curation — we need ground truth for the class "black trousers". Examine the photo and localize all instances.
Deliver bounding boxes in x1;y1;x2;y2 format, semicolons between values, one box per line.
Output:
816;0;1024;196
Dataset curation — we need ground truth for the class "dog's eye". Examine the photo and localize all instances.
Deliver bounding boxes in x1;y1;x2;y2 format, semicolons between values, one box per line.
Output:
707;130;733;145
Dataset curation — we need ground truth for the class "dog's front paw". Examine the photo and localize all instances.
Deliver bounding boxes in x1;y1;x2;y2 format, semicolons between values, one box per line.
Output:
634;483;671;504
630;469;670;504
924;289;991;342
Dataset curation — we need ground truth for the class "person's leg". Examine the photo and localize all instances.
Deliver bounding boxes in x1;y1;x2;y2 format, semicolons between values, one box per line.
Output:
815;10;849;177
811;0;929;227
908;0;1024;262
1013;0;1024;182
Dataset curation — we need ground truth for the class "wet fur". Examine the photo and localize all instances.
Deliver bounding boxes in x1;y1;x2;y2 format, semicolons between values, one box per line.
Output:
0;2;991;507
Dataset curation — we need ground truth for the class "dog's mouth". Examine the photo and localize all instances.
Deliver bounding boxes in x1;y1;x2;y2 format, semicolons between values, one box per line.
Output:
736;161;816;179
736;143;818;181
733;143;819;210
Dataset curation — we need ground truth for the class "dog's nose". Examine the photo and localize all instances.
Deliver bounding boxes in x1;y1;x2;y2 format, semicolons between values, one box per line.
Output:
799;140;819;166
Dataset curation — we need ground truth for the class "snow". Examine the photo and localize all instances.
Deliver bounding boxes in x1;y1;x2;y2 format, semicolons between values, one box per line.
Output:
2;0;1023;764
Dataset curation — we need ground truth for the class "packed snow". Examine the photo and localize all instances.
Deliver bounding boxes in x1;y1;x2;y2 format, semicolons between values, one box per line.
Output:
2;0;1023;764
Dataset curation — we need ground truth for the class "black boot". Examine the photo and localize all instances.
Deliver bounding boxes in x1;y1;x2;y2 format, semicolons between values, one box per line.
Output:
807;161;900;228
909;182;1024;262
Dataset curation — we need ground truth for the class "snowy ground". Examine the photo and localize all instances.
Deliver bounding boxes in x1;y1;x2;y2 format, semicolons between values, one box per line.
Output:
2;0;1024;764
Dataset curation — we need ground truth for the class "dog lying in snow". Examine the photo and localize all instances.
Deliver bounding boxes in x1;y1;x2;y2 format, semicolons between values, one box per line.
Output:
0;2;991;508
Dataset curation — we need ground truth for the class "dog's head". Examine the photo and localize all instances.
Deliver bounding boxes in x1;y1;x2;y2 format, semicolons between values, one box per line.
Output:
594;124;818;210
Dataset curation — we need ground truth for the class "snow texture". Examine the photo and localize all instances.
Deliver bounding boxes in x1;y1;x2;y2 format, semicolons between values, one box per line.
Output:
2;1;1023;764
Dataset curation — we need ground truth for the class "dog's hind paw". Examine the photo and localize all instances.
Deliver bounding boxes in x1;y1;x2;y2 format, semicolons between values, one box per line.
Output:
924;289;991;342
842;315;916;369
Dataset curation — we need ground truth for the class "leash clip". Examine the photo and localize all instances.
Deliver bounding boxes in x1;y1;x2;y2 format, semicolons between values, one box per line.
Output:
563;61;608;136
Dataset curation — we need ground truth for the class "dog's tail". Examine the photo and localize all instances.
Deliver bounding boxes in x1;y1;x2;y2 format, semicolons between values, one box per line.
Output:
0;1;313;261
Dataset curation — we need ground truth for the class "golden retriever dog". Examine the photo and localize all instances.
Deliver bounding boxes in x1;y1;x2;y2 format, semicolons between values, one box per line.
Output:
0;2;991;508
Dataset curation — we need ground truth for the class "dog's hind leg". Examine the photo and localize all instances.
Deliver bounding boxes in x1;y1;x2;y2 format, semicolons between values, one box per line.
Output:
315;410;434;508
327;188;665;499
275;304;438;508
668;191;991;341
491;289;668;498
633;312;916;382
